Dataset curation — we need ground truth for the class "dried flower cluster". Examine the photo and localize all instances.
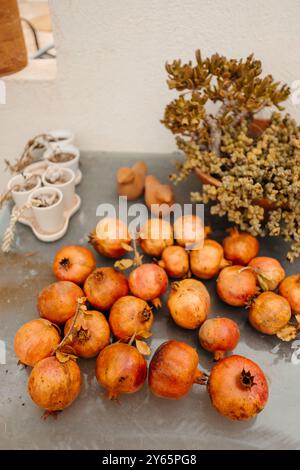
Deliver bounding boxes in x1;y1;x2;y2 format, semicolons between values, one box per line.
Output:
162;51;300;260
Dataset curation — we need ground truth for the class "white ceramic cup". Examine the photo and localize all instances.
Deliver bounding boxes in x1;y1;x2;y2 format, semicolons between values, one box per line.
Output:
7;174;42;218
29;187;64;234
42;167;76;210
47;129;75;147
43;144;80;174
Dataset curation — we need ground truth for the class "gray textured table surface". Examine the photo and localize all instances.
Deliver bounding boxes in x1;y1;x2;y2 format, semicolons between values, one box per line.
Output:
0;152;300;450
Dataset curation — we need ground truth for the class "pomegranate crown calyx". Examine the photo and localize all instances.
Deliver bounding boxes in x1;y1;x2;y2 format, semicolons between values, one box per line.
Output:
240;369;256;389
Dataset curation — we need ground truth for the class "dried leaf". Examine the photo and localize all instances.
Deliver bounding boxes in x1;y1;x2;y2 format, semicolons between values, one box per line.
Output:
114;258;134;270
133;254;144;266
135;340;151;356
138;330;152;339
121;242;133;252
257;273;270;291
295;315;300;324
55;350;77;363
276;324;298;342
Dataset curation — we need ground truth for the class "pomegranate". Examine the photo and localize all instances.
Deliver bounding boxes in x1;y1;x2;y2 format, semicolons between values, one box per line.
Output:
52;245;96;284
149;340;207;399
223;227;259;265
199;318;240;360
109;296;153;341
208;355;269;421
190;239;229;279
167;279;210;329
84;267;128;310
89;217;131;258
128;263;168;307
249;291;291;335
64;310;110;358
38;281;84;324
217;265;257;307
95;343;147;399
279;275;300;315
249;256;285;291
159;245;189;279
14;319;60;367
139;218;173;257
173;214;204;248
28;356;81;412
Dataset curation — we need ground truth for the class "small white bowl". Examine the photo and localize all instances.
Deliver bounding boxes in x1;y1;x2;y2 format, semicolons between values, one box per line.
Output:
43;144;80;174
29;187;64;234
47;129;75;147
7;174;41;218
42;167;76;210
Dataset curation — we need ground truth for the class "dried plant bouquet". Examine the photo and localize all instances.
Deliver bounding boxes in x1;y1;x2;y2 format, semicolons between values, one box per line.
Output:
162;50;300;261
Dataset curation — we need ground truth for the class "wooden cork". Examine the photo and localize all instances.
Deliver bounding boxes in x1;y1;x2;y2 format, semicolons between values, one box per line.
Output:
0;0;28;77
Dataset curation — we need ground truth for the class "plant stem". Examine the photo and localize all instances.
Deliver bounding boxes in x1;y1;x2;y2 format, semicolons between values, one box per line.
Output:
53;297;87;353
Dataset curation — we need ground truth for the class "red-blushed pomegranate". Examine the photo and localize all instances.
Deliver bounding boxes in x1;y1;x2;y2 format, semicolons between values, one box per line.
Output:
190;239;229;279
64;310;110;358
217;265;257;307
84;267;128;310
95;343;147;399
89;217;131;258
208;355;269;421
28;356;81;412
223;228;259;265
149;340;207;399
199;317;240;360
109;296;153;341
159;245;189;279
279;275;300;315
249;291;291;335
173;214;204;248
38;281;84;324
139;218;173;257
128;263;168;307
248;256;285;291
14;319;60;367
167;279;210;329
52;245;96;285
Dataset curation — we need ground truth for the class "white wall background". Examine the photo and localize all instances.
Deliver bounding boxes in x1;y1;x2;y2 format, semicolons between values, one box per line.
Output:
1;0;300;185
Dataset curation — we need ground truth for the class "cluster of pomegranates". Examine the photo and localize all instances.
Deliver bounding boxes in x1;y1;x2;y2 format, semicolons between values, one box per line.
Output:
13;216;300;422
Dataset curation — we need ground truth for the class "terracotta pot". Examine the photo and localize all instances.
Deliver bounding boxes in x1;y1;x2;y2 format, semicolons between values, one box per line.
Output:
0;0;28;76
